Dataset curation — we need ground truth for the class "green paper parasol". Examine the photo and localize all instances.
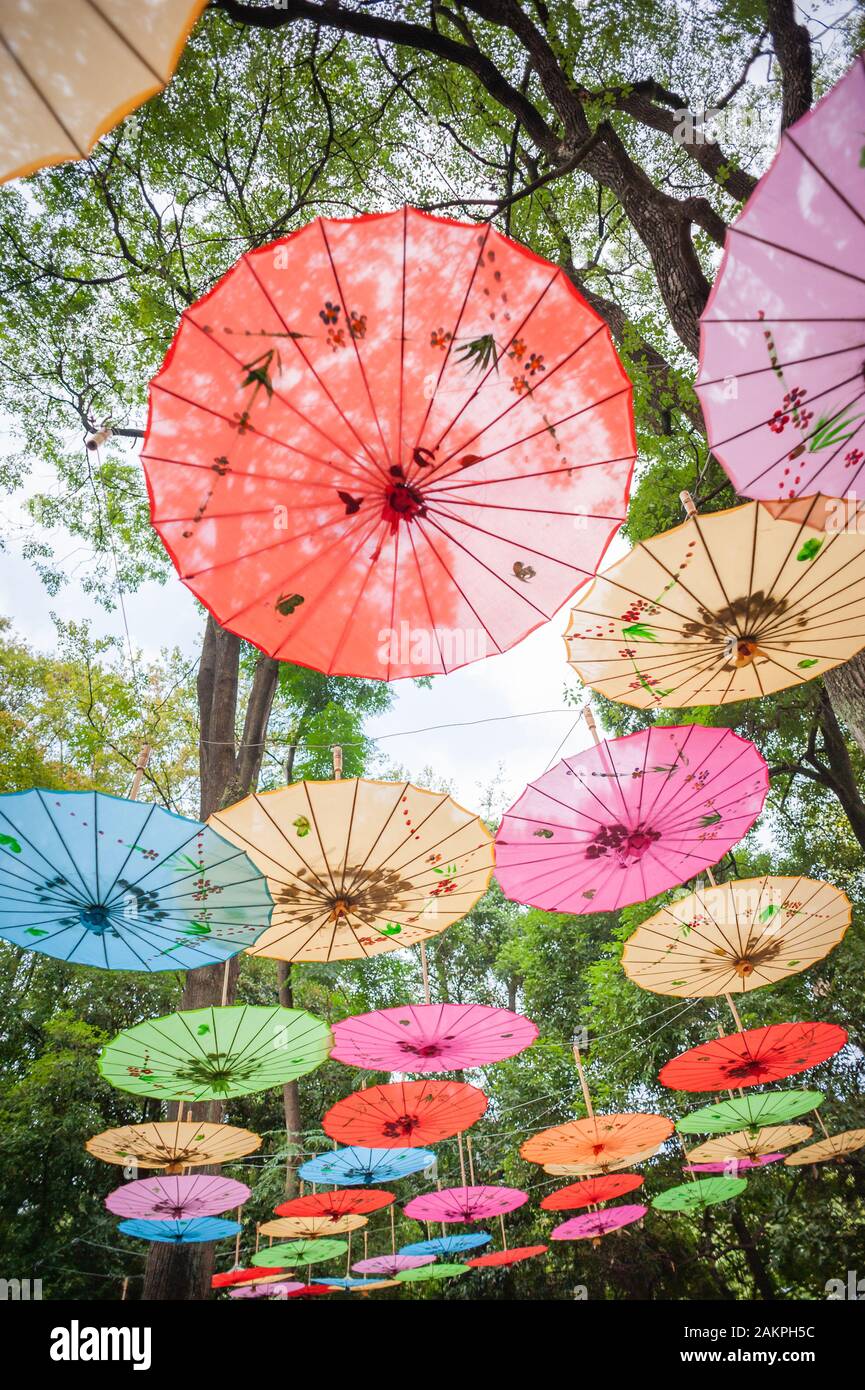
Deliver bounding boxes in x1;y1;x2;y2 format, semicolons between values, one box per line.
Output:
251;1239;346;1268
676;1090;824;1135
652;1177;747;1212
395;1263;470;1283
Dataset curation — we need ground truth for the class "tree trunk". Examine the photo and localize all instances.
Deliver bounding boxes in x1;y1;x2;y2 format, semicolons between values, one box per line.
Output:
729;1207;776;1301
142;621;280;1301
277;961;303;1197
824;656;865;763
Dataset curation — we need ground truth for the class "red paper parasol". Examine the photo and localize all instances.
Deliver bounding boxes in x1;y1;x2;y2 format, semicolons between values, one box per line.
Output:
212;1267;288;1289
402;1185;528;1224
142;206;635;678
466;1245;547;1267
322;1079;487;1147
539;1173;644;1211
551;1204;647;1240
659;1022;847;1093
329;1002;538;1073
274;1189;394;1221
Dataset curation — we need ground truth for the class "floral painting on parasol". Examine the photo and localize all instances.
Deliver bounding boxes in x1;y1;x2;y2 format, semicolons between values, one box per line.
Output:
330;1001;538;1072
659;1023;847;1093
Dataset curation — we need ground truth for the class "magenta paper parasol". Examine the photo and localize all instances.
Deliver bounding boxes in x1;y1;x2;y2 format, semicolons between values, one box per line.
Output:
684;1154;785;1174
696;56;865;502
403;1185;528;1224
551;1204;647;1240
351;1253;434;1277
495;725;767;914
105;1174;251;1221
228;1281;306;1299
330;1002;538;1073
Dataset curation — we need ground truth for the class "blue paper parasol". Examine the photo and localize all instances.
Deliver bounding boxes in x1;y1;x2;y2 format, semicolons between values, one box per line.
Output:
119;1217;241;1244
400;1233;491;1258
0;789;273;970
298;1146;435;1187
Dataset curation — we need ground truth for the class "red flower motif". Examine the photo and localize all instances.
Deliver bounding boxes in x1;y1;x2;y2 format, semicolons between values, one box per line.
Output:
768;410;789;434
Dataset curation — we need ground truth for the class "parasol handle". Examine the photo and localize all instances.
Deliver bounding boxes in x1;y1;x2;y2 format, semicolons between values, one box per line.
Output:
234;1209;242;1267
813;1108;830;1139
680;490;698;519
221;959;231;1007
467;1135;476;1187
583;704;600;746
420;941;431;1006
458;1131;467;1187
331;745;343;780
724;992;743;1032
121;1277;128;1302
573;1042;594;1120
499;1213;508;1251
391;1202;396;1255
705;866;717;887
678;1131;696;1180
346;1230;352;1276
129;744;151;801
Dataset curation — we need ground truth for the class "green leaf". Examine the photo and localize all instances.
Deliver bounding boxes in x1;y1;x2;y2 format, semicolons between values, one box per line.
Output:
622;623;658;641
796;538;823;562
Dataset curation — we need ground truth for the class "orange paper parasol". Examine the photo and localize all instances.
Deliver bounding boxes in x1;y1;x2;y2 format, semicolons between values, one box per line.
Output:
323;1079;487;1148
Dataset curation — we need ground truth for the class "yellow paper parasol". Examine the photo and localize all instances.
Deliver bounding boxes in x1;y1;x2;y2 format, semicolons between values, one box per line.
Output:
0;0;207;184
542;1146;664;1178
784;1129;865;1166
564;498;865;707
685;1125;813;1163
622;875;850;996
209;779;494;962
258;1215;367;1240
85;1120;261;1173
520;1113;674;1168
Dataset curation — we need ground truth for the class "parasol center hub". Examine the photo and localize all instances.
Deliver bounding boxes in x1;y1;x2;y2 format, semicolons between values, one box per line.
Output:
382;1113;419;1138
733;958;754;978
79;904;111;934
329;898;352;921
383;480;427;530
399;1041;443;1058
723;635;765;668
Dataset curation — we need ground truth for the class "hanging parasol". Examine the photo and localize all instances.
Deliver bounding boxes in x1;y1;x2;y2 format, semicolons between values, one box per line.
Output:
0;0;208;184
402;1186;528;1224
495;724;767;914
0;788;273;971
677;1089;825;1135
622;875;850;996
105;1173;250;1221
395;1263;470;1283
784;1129;865;1165
540;1174;644;1211
400;1233;491;1258
542;1146;664;1178
212;1268;289;1289
520;1113;674;1167
209;779;493;962
564;498;865;707
551;1205;647;1241
695;57;865;502
86;1120;261;1173
228;1281;307;1300
322;1079;487;1148
466;1245;547;1267
652;1177;746;1212
330;1001;538;1072
685;1155;785;1174
274;1189;395;1219
258;1214;367;1240
251;1238;346;1269
98;1003;331;1102
297;1146;434;1187
659;1022;847;1093
142;205;636;680
118;1217;241;1244
349;1280;401;1294
351;1253;435;1278
685;1125;813;1163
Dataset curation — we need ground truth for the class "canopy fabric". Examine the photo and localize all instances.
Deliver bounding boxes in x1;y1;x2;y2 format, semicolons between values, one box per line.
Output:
676;1090;825;1135
297;1146;434;1187
622;875;850;996
495;725;767;914
274;1189;395;1219
99;1003;331;1102
652;1177;747;1211
143;205;636;679
228;1281;307;1300
402;1185;528;1223
539;1174;644;1211
119;1217;241;1244
466;1245;548;1267
251;1238;347;1268
212;1269;288;1289
685;1124;813;1163
351;1254;435;1277
784;1129;865;1165
520;1113;674;1167
209;779;494;962
105;1174;250;1221
542;1145;664;1178
400;1234;491;1257
258;1214;367;1239
565;501;865;707
395;1263;470;1282
86;1120;261;1173
684;1155;785;1174
551;1205;647;1240
0;0;207;183
659;1022;847;1093
330;1001;538;1072
0;788;273;971
695;56;865;502
322;1079;487;1148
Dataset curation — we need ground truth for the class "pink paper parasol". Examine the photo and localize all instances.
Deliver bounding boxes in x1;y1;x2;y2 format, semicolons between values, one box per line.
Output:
105;1174;251;1221
551;1204;647;1240
351;1253;435;1277
696;56;865;502
495;725;767;914
684;1154;785;1174
403;1185;528;1224
228;1281;306;1299
330;1002;538;1073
